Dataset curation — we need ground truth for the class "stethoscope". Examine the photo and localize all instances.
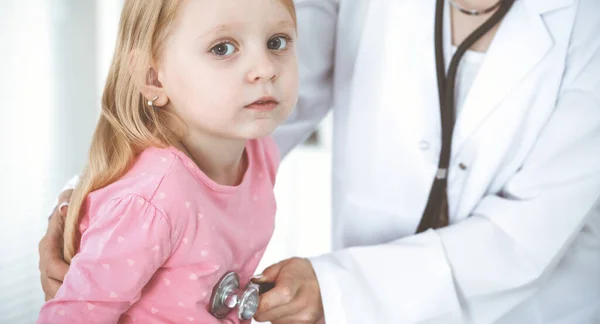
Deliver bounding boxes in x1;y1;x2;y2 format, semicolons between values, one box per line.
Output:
209;271;274;320
416;0;515;233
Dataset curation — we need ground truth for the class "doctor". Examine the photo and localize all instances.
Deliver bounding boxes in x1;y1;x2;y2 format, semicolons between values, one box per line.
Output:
39;0;600;323
250;0;600;323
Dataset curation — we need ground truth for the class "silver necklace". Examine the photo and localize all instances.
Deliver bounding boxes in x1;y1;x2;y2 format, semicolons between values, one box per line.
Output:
448;0;503;16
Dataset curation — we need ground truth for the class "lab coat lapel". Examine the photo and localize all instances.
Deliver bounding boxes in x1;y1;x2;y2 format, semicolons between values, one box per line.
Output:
451;1;553;155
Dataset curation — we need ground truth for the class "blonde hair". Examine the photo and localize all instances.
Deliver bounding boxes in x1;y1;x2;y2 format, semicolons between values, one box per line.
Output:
63;0;297;263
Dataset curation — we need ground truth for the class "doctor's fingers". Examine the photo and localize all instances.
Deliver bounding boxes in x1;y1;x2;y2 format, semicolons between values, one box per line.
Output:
258;259;288;282
38;209;69;282
256;274;301;311
42;189;72;262
273;313;325;324
57;189;73;205
38;190;72;299
41;276;62;301
254;288;321;324
38;236;69;299
254;297;300;323
56;189;74;218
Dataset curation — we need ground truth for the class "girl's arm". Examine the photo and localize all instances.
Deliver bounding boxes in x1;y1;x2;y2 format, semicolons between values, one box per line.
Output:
37;194;173;324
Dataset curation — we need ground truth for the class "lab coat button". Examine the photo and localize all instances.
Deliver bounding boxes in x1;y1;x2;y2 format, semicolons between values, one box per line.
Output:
419;141;430;150
459;163;467;170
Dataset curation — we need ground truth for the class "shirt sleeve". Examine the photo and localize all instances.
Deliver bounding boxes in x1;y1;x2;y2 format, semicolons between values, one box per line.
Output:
37;194;173;324
47;175;80;220
60;175;80;192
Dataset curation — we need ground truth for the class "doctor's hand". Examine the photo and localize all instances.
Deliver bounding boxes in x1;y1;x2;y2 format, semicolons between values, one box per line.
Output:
253;257;325;324
38;189;72;301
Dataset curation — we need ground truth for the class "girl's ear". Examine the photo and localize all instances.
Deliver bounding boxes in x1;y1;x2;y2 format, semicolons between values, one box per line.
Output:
140;67;169;107
129;50;169;107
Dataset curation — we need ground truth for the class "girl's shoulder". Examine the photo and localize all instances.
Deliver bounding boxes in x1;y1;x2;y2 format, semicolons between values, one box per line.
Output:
85;146;192;214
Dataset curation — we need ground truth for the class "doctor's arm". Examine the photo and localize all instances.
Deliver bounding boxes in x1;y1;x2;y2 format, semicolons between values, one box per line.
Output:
272;0;338;158
39;174;81;300
255;18;600;324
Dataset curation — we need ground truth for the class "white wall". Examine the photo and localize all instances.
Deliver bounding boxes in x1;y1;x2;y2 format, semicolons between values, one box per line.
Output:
0;1;101;322
258;124;333;272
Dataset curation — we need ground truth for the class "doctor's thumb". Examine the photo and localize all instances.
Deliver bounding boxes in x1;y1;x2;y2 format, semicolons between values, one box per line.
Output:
254;261;286;283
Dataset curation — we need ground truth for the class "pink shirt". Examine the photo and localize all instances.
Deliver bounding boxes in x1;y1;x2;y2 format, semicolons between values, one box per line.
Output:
37;137;280;324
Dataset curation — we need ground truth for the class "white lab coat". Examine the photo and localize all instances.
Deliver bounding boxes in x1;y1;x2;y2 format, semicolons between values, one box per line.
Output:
273;0;600;323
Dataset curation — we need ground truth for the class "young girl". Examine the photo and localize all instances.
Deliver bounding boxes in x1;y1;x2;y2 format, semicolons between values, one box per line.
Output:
37;0;297;323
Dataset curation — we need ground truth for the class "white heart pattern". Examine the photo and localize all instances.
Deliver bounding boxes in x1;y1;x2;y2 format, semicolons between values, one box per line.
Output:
102;264;110;269
127;259;135;266
87;303;95;310
109;292;118;298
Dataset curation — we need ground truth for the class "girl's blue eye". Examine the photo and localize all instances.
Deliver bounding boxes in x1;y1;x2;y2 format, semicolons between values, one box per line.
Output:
211;43;236;56
267;36;289;51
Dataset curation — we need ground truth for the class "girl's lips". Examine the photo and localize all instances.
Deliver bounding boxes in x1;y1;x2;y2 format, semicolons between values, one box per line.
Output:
245;96;278;111
245;101;278;111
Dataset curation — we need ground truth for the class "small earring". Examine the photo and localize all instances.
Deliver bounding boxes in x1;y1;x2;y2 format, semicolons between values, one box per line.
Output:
148;95;159;109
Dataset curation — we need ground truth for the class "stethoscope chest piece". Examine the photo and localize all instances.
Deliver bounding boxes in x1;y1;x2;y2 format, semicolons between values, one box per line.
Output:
210;271;260;320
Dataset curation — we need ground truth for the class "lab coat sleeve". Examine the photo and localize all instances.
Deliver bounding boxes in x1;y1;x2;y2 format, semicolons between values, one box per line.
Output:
60;175;80;192
47;175;80;219
309;14;600;324
272;0;338;158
